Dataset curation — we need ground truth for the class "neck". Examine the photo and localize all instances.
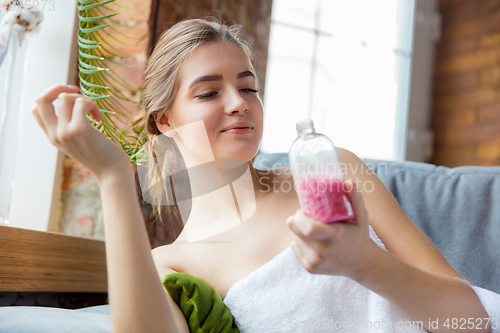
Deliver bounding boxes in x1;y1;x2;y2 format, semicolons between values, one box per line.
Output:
172;154;273;243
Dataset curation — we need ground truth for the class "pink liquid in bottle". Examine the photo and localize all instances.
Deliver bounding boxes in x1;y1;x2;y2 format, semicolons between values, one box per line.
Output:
295;174;355;223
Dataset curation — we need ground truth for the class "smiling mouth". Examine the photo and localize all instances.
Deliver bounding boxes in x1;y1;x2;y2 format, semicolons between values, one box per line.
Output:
221;127;253;133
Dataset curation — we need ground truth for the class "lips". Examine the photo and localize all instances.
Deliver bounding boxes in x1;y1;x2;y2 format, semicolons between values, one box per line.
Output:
222;127;253;134
221;121;253;132
222;126;251;131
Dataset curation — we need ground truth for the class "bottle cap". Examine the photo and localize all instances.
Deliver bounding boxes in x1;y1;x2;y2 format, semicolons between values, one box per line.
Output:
296;119;315;135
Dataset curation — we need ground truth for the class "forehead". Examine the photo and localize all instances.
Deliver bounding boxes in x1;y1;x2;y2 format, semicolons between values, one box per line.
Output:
178;42;252;87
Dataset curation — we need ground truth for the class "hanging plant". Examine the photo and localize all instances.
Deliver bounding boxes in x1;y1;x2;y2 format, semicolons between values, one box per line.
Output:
77;0;147;166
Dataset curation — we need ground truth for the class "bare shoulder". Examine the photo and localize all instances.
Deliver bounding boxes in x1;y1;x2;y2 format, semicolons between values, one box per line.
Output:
336;147;366;166
335;147;463;280
151;243;187;277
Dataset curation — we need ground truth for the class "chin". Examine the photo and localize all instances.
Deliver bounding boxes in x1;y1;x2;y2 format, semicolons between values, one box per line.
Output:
216;147;259;162
217;153;253;162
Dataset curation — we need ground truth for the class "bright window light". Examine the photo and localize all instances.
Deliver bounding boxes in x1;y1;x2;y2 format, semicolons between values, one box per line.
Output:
262;0;415;160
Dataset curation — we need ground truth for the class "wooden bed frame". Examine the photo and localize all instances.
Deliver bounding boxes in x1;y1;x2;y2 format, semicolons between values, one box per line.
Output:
0;225;107;292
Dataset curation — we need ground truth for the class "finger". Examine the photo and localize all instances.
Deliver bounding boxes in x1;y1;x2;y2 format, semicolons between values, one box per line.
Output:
36;85;79;138
70;97;101;128
287;215;314;242
290;240;307;266
80;96;102;123
288;217;330;258
56;93;80;133
37;84;79;104
31;104;48;137
291;209;333;240
290;237;320;272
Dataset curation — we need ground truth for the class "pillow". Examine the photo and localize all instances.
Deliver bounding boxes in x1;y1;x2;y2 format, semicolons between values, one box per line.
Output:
0;306;111;333
162;272;239;333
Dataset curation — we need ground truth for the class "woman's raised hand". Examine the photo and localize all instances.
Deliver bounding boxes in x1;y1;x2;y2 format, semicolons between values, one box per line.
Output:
286;179;380;281
31;84;132;182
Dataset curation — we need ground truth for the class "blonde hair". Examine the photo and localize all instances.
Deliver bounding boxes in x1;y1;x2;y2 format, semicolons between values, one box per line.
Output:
129;17;259;222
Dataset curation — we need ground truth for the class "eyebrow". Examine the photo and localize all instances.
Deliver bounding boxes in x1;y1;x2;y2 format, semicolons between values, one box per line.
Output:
188;70;255;89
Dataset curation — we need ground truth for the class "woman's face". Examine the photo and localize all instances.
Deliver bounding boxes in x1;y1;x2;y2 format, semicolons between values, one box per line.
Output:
157;41;264;164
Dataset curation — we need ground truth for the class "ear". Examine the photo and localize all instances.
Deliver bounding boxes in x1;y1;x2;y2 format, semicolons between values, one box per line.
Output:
155;112;177;138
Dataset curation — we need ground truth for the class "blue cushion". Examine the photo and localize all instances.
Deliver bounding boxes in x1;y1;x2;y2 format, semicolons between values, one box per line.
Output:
253;153;500;294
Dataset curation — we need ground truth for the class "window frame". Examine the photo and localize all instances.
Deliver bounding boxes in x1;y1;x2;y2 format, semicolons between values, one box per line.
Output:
0;2;79;231
262;0;419;161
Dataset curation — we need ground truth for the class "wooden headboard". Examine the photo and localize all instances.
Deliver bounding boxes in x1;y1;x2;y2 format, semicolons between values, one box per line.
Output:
0;225;107;292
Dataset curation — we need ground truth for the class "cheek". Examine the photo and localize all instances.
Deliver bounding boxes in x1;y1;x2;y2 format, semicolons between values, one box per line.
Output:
197;113;222;138
182;104;219;127
250;101;264;128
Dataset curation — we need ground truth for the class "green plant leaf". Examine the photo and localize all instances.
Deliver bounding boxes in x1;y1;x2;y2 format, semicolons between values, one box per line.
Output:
78;0;116;11
78;0;146;164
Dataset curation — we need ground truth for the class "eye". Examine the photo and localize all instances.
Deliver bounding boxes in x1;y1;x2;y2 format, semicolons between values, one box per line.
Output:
198;91;217;100
241;88;259;93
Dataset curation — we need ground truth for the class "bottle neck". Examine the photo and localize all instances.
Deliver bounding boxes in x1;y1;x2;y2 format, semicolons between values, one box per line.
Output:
297;126;315;137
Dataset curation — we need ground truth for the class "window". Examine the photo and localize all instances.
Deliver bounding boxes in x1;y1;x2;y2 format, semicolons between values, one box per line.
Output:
0;2;78;230
262;0;416;160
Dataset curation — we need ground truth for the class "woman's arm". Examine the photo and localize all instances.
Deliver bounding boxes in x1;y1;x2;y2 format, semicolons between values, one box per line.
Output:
31;85;188;333
338;148;490;333
336;148;462;278
99;171;189;333
287;148;490;333
355;242;489;333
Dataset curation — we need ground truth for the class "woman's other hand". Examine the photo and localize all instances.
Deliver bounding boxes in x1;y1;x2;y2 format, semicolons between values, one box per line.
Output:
286;178;380;280
31;84;131;182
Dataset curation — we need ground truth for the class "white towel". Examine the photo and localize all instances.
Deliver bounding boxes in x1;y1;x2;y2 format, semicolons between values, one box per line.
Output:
223;225;500;333
471;286;500;333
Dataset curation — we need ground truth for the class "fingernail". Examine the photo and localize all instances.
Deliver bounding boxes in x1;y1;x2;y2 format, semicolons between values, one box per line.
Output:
68;84;78;89
77;91;83;95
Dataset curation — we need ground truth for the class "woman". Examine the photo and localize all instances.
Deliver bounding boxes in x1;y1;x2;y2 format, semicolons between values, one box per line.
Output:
31;18;490;332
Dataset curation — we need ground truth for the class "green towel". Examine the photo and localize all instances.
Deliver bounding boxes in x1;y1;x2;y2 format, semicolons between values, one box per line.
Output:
162;272;240;333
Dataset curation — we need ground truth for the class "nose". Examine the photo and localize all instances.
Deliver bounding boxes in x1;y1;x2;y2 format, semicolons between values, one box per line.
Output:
224;87;249;115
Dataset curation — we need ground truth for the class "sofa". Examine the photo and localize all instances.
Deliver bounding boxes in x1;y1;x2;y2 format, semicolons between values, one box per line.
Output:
1;153;499;332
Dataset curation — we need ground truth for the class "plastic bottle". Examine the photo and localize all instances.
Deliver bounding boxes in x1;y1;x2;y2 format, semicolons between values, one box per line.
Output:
288;119;355;223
